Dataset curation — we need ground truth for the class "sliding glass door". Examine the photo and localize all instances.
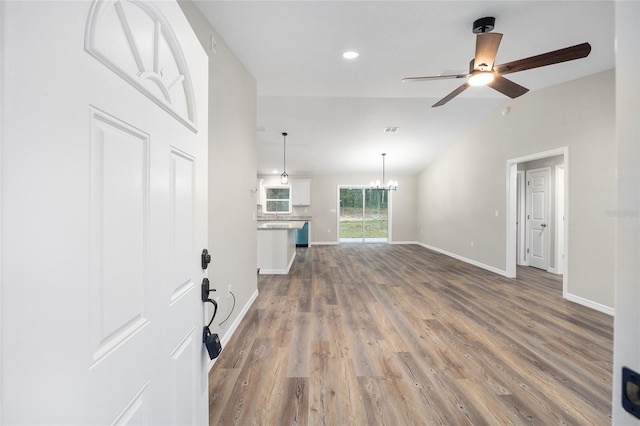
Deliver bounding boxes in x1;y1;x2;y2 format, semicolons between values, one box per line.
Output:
339;187;388;243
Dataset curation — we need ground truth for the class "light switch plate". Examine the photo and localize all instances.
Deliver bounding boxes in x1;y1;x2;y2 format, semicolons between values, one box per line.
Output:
622;367;640;419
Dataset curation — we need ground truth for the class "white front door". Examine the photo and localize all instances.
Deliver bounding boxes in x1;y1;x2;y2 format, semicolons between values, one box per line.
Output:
1;1;209;424
526;168;550;270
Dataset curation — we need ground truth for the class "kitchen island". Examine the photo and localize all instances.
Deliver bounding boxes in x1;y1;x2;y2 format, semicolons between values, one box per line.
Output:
257;221;305;274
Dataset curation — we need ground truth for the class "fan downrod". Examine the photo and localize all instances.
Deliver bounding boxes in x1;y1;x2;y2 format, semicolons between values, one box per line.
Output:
472;17;495;34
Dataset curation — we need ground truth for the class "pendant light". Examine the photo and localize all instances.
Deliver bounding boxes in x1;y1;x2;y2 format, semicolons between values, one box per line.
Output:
280;132;288;184
370;153;397;191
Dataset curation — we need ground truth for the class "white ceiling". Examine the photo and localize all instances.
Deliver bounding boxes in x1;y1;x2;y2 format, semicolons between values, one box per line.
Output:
193;1;615;177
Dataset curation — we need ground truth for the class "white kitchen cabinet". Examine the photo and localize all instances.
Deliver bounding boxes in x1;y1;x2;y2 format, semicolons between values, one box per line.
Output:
291;179;311;206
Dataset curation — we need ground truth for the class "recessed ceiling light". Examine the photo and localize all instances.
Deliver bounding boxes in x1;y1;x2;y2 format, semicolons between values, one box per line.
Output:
343;51;359;59
272;169;279;174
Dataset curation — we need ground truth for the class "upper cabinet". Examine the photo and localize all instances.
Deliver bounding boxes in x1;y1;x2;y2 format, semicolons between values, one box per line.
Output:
291;179;311;206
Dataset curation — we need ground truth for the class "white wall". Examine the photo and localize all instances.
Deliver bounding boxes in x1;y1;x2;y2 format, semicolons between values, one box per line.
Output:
179;2;258;350
612;1;640;423
417;70;616;311
259;173;417;244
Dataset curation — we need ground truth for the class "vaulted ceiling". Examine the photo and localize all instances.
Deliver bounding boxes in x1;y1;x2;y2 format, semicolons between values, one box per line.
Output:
193;1;615;177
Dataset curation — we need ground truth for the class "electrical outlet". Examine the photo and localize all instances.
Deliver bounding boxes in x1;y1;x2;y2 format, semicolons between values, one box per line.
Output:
470;240;474;247
328;228;331;233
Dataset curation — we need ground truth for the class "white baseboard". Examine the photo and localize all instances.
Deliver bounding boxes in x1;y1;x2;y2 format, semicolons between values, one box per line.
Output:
390;240;419;245
208;288;260;372
259;253;296;275
548;267;564;275
564;292;614;316
258;268;288;274
417;242;508;277
416;244;614;316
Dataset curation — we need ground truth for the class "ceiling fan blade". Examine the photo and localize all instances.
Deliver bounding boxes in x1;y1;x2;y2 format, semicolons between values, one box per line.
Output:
494;42;591;75
402;74;468;83
474;32;503;70
432;82;470;107
486;75;529;98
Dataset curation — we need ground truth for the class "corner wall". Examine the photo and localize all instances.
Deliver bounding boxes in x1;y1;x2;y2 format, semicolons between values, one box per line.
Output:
417;70;616;311
179;2;258;351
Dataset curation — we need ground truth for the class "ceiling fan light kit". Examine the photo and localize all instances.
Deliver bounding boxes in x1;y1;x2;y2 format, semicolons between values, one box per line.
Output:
402;17;592;107
468;71;495;86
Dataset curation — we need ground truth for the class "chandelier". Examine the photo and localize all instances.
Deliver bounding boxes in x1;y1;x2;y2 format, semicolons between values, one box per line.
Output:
370;153;397;191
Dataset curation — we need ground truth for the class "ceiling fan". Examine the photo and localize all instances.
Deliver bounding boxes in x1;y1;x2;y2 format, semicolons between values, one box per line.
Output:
402;17;592;107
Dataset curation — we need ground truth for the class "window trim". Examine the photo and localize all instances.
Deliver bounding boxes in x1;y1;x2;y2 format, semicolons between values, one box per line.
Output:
264;185;292;214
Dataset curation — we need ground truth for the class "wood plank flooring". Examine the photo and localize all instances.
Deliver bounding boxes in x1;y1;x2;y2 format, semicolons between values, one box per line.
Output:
208;244;613;425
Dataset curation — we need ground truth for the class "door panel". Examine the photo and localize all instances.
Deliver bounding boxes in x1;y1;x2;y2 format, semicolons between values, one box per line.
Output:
363;189;388;241
89;108;150;367
339;187;364;242
526;168;550;270
1;1;208;424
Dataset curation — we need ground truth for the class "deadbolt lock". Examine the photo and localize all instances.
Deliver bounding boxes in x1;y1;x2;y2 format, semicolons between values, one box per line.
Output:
201;249;212;269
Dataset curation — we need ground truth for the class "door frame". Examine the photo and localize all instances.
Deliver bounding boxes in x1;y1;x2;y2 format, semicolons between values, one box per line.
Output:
336;185;391;243
506;147;568;296
555;164;565;274
516;170;527;265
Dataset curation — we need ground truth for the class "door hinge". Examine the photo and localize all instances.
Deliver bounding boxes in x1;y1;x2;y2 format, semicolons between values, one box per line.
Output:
527;181;530;186
527;248;530;254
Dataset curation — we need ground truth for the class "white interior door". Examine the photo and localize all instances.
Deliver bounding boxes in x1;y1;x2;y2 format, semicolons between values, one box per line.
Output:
526;168;550;270
1;1;209;424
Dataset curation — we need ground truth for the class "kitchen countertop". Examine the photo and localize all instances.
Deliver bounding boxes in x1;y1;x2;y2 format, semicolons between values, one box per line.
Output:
257;221;306;230
257;215;311;222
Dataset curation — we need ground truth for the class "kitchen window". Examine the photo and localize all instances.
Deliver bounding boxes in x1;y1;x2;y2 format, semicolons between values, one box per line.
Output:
264;186;291;213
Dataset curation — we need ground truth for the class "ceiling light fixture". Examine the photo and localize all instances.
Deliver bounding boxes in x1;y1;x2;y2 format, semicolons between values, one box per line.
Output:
370;153;397;191
468;70;495;86
343;51;359;59
280;132;288;184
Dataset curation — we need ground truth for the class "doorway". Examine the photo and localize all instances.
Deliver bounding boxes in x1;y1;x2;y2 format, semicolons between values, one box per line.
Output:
339;186;389;243
506;148;568;296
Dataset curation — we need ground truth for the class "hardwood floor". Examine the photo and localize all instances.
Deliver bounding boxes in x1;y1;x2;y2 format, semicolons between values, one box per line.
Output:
208;244;613;425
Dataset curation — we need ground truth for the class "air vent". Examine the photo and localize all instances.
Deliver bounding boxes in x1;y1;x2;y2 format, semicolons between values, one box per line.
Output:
384;127;399;133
